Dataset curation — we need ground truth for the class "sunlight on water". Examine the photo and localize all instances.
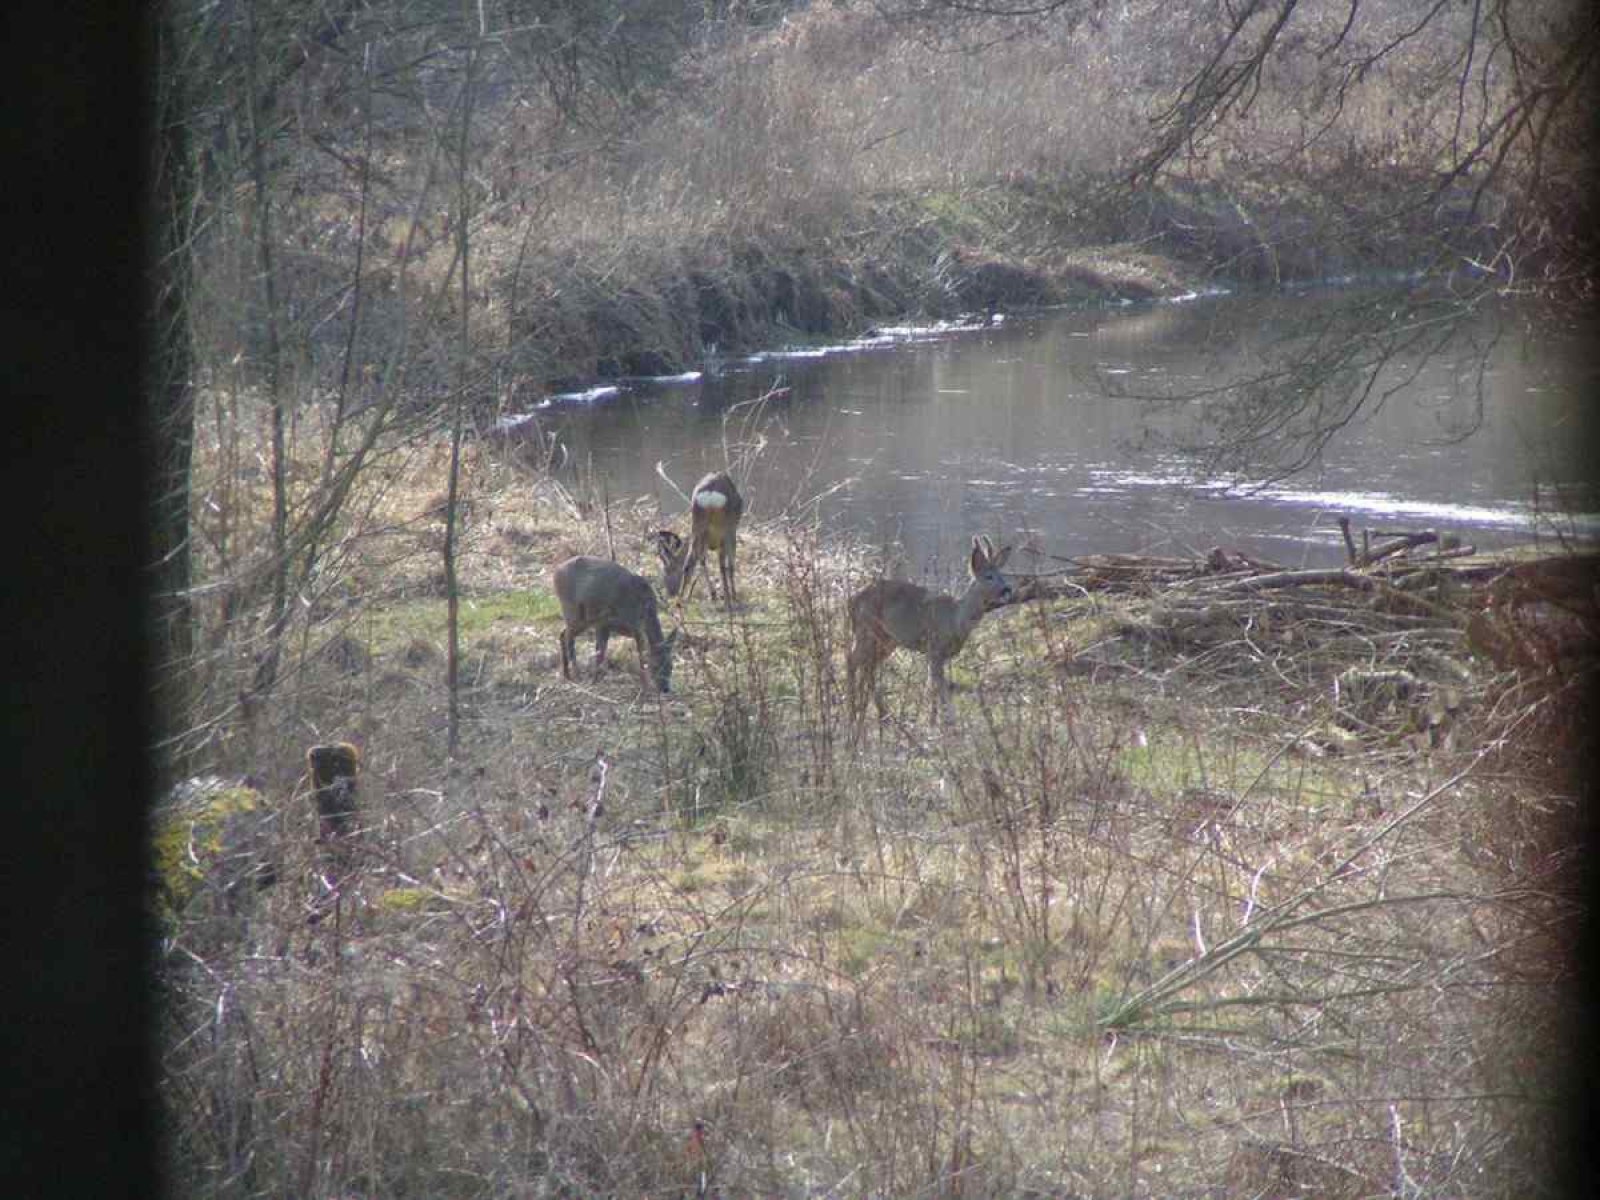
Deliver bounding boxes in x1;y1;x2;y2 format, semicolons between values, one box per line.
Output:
507;289;1597;571
1252;488;1599;534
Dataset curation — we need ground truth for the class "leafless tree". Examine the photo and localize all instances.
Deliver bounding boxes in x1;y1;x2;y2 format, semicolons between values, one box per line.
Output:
880;0;1597;481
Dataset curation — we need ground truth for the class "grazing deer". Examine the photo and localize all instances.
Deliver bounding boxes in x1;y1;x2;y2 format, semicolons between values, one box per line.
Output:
552;556;679;692
847;536;1014;728
655;471;745;607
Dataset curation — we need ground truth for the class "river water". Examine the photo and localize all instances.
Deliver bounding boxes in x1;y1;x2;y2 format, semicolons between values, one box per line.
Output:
505;286;1597;576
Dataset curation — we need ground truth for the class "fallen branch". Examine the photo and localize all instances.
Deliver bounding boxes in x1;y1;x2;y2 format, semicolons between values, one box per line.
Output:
1362;531;1439;564
1193;568;1375;594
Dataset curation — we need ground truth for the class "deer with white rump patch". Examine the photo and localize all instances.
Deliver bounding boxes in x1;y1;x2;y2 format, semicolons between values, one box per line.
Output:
655;470;745;607
847;536;1014;729
551;556;679;692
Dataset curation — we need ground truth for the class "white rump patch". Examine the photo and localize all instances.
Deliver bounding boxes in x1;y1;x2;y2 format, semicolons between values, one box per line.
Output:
694;490;729;512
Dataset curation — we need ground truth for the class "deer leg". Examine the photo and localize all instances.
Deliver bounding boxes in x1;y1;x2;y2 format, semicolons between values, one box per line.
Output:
591;628;612;679
846;648;862;731
720;541;736;606
872;652;891;725
929;659;949;722
633;632;653;690
846;642;874;738
700;541;719;603
560;629;576;680
682;534;708;604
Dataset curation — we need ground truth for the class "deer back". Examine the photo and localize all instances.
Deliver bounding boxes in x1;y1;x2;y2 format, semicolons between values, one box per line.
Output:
851;579;957;656
852;537;1013;660
553;556;658;632
553;555;676;688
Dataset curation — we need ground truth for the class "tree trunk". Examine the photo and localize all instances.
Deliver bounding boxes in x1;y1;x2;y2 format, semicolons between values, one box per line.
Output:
243;0;291;718
150;2;198;785
444;6;484;758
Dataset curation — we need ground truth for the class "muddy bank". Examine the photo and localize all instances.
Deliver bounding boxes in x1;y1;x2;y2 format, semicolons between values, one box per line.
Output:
505;234;1192;393
495;171;1500;397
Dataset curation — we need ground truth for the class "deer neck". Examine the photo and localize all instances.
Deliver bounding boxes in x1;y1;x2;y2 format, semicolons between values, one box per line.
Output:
947;581;990;646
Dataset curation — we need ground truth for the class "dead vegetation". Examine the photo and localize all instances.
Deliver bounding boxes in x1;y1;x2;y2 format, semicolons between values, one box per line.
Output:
171;0;1578;411
143;0;1600;1187
156;421;1594;1195
146;1;1600;1186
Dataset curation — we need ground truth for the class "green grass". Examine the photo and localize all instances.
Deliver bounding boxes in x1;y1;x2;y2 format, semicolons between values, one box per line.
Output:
157;444;1568;1197
353;588;562;656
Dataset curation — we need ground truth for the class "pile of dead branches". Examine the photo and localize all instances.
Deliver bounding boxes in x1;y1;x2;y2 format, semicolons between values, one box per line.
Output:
1014;520;1599;748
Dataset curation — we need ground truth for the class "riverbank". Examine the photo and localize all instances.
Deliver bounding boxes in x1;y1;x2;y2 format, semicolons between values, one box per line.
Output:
216;2;1525;410
158;3;1593;1189
158;437;1588;1193
479;167;1493;397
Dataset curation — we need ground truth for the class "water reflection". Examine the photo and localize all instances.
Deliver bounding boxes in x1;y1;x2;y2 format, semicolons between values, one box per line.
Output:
508;289;1597;576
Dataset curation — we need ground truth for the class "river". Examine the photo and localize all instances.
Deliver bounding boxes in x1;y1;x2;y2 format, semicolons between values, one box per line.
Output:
503;286;1597;576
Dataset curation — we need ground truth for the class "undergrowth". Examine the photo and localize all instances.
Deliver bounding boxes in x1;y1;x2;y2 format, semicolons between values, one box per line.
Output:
156;420;1586;1196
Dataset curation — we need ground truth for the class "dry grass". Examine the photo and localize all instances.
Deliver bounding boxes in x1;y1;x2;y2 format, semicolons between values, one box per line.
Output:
157;402;1584;1195
157;3;1589;1188
196;0;1528;402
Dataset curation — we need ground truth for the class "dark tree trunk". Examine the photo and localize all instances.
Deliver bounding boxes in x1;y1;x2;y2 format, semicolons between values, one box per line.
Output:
150;3;197;784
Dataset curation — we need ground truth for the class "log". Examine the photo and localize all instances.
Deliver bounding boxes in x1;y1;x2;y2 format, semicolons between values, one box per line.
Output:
1197;568;1375;594
1359;531;1437;565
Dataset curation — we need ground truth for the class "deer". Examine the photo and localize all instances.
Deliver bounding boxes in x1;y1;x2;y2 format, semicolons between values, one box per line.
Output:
551;556;679;692
846;536;1014;730
655;470;745;608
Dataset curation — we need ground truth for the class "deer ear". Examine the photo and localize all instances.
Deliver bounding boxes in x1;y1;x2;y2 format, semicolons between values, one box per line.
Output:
992;544;1013;569
969;536;989;573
